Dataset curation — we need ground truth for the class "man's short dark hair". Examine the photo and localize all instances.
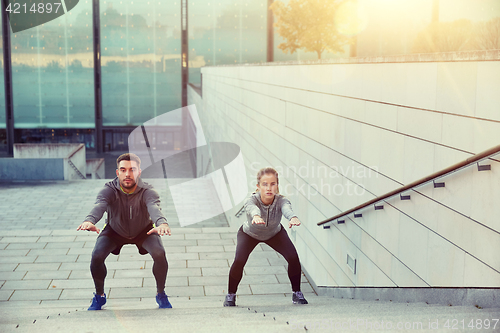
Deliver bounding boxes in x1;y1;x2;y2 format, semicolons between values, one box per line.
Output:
116;153;141;168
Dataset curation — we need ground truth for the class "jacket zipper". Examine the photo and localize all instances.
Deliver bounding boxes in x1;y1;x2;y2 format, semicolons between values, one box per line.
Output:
266;206;269;227
129;205;132;219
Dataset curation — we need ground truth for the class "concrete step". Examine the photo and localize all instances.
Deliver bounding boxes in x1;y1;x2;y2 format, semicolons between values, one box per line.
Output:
1;295;498;333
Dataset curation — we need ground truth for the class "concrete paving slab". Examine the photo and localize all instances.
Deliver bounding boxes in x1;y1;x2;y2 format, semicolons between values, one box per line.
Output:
68;270;93;279
186;245;225;253
201;227;237;234
9;289;61;301
0;256;37;264
59;288;111;300
28;248;69;256
67;248;93;255
0;237;40;243
276;274;291;284
0;290;14;301
200;252;235;260
0;231;52;237
0;264;20;272
205;284;252;296
108;287;159;299
2;280;52;290
49;279;95;289
144;276;188;287
188;276;229;286
165;252;199;260
16;263;61;271
244;258;272;267
76;254;118;262
267;257;288;265
23;271;71;280
38;236;77;243
0;249;30;256
169;228;203;234
46;242;85;249
247;251;282;259
59;263;92;271
93;261;147;270
187;259;229;268
163;239;198;246
167;268;202;277
197;239;235;246
4;242;47;250
34;255;79;263
185;233;221;240
239;275;280;285
244;266;287;275
0;271;27;280
113;270;153;279
201;267;231;276
145;259;186;269
0;300;41;308
163;246;188;253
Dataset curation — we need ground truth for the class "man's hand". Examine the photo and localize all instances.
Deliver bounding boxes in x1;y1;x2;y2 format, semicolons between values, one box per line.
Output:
252;215;265;225
147;223;171;236
77;221;100;234
288;217;301;228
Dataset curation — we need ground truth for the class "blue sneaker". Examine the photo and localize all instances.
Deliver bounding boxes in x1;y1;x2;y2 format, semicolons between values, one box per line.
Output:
88;293;106;310
156;292;172;308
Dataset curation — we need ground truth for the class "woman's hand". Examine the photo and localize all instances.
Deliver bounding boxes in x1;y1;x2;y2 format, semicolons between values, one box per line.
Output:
289;217;301;228
252;215;265;225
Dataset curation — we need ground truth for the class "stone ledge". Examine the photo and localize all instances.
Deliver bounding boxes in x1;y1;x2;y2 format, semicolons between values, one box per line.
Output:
317;287;500;309
210;50;500;67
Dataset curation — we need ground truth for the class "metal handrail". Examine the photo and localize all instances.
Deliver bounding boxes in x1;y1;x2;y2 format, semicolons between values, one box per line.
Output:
317;144;500;226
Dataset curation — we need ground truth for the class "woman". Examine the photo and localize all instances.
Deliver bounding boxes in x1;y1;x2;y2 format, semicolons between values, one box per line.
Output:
224;167;308;306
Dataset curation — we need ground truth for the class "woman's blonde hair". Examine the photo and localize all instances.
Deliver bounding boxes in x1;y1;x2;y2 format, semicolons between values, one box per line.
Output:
256;167;279;193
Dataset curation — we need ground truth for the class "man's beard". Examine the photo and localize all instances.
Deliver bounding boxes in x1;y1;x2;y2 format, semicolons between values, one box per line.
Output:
121;178;136;189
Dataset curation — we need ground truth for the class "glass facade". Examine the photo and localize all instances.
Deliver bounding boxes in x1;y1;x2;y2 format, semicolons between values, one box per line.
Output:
0;0;498;154
100;0;181;127
10;1;94;129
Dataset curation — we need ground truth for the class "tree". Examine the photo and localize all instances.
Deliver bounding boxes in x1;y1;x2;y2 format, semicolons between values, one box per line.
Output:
474;18;500;50
270;0;352;59
412;19;473;53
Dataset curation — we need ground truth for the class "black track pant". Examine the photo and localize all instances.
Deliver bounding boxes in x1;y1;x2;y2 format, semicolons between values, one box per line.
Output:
228;225;302;294
90;234;168;295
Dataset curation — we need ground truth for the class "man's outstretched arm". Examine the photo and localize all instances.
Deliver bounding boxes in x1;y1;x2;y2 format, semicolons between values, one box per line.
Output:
77;186;114;234
144;189;171;236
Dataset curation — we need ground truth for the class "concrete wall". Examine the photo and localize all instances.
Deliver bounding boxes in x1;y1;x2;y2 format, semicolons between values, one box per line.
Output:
0;159;64;180
86;158;105;179
190;57;500;289
5;143;86;180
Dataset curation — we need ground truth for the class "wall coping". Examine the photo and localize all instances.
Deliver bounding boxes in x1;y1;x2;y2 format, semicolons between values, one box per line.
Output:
205;49;500;68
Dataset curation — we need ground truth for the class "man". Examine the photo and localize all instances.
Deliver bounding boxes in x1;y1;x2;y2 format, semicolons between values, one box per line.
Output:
77;153;172;310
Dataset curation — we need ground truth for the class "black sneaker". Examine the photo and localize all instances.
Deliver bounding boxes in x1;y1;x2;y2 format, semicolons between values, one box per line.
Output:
223;293;236;307
292;291;308;304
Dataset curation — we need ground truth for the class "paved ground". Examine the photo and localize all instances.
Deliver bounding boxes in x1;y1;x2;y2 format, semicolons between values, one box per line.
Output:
0;179;313;307
1;179;498;332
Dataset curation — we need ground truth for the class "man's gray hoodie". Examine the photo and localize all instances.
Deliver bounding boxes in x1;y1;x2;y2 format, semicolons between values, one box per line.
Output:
243;192;297;241
84;177;168;239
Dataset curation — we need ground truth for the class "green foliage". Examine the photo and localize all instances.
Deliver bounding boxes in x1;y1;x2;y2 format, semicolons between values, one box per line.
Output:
270;0;352;59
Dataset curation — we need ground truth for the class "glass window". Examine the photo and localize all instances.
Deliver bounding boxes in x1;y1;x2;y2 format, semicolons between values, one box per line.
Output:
11;1;94;129
101;0;181;126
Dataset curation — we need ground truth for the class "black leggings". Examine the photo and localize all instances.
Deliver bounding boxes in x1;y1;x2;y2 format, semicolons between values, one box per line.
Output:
90;234;168;295
228;225;302;294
